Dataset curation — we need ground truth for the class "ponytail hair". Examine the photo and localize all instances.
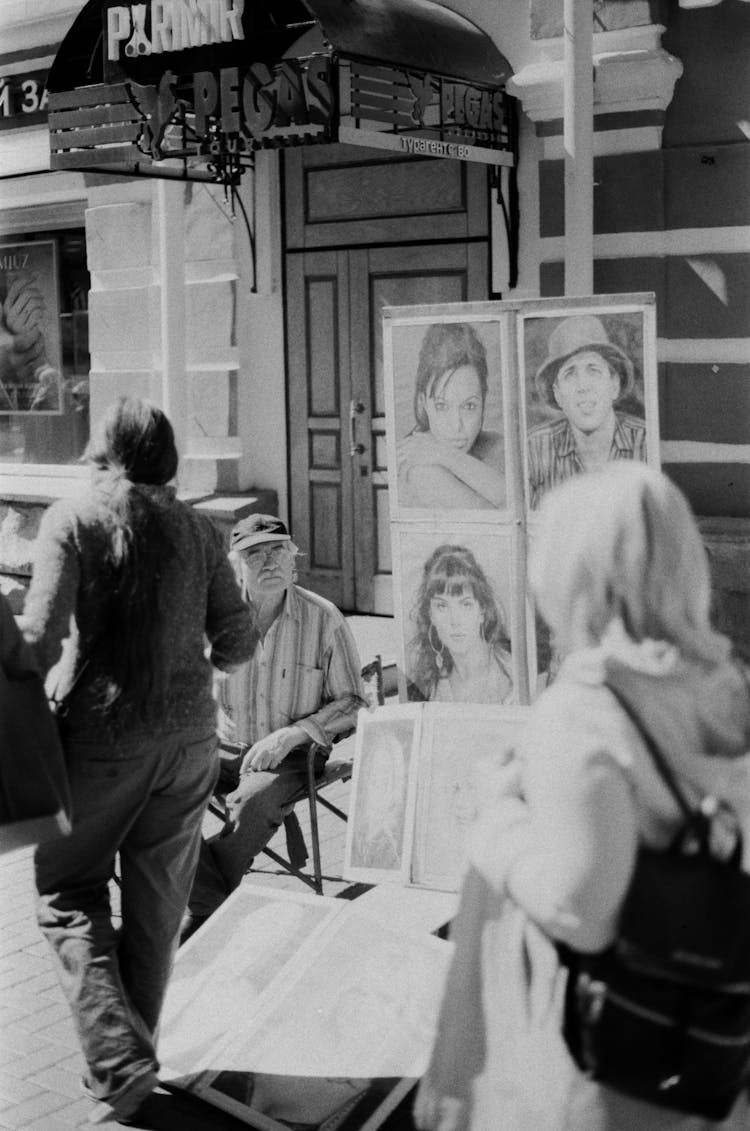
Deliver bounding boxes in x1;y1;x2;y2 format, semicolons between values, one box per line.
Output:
84;397;179;723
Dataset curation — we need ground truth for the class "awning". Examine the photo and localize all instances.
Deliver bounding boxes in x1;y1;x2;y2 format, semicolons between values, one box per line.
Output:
46;0;516;182
48;0;512;93
300;0;511;88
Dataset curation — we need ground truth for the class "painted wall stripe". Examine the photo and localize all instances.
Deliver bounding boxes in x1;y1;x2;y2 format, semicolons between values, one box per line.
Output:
657;339;750;364
542;127;664;159
540;228;750;261
661;442;750;464
536;110;666;136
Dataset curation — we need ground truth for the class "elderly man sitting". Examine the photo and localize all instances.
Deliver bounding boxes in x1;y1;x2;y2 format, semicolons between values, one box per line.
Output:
184;514;365;939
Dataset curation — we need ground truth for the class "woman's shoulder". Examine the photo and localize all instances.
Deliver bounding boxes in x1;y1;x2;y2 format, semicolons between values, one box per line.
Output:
521;674;637;778
169;498;226;550
37;490;103;541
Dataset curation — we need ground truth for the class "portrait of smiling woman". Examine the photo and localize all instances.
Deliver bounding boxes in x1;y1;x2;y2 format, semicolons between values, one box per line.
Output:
394;321;507;510
405;542;514;704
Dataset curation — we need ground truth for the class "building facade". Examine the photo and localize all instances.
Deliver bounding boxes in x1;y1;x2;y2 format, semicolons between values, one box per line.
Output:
0;0;748;651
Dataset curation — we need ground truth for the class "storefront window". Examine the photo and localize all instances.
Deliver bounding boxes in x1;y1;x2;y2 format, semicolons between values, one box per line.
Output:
0;228;89;465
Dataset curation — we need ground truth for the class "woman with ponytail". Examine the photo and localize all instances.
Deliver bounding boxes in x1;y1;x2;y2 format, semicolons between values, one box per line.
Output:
19;396;256;1124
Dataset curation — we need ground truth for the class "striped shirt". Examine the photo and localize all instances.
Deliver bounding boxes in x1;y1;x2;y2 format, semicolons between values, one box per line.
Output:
215;584;366;748
527;412;647;511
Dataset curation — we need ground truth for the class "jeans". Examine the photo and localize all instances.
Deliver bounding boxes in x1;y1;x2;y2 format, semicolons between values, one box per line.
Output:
188;745;327;919
34;726;219;1107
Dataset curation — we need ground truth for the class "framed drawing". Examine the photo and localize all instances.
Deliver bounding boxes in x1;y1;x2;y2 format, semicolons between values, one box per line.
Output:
344;704;422;885
518;293;659;512
383;306;512;517
159;886;342;1081
391;523;519;705
202;907;450;1082
160;885;452;1131
413;703;530;891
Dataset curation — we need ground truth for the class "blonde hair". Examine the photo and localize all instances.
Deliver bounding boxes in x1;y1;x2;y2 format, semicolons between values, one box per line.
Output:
529;463;729;664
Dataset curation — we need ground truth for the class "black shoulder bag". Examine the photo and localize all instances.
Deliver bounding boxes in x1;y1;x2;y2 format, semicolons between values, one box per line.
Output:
560;682;750;1120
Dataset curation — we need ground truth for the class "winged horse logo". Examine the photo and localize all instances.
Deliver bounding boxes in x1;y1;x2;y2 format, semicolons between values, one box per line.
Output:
127;70;180;160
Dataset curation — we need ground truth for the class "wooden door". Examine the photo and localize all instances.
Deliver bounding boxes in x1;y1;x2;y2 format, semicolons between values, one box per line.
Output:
284;146;490;613
286;241;488;613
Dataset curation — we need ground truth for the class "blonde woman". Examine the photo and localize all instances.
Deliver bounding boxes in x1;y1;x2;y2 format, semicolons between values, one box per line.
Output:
415;463;750;1131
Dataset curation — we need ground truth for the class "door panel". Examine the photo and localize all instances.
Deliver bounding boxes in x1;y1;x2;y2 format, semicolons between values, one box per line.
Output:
349;243;487;613
287;250;356;608
285;142;487;249
284;144;490;613
289;241;488;612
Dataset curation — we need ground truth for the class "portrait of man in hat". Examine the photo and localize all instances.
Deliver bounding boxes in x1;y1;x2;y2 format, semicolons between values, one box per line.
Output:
525;312;648;510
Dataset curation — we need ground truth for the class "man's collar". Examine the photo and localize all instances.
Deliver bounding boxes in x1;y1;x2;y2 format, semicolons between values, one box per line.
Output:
282;583;299;617
246;582;299;621
555;417;577;458
611;411;634;453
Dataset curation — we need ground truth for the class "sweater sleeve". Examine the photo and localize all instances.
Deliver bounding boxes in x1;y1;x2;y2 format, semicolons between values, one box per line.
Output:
17;501;80;676
203;521;258;672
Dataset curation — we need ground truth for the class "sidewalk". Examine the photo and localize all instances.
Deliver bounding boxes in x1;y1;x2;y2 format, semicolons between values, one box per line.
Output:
0;774;421;1130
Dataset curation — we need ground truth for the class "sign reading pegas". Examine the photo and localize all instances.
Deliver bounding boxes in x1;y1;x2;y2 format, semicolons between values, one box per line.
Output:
106;0;245;61
193;58;333;146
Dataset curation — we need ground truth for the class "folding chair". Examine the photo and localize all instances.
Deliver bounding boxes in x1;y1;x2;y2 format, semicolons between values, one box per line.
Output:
261;739;354;895
209;656;385;895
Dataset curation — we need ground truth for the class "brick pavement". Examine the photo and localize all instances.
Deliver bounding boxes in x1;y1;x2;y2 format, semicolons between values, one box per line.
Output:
0;776;420;1130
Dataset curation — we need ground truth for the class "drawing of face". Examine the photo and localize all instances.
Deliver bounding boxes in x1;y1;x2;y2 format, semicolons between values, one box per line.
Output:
553;349;620;435
429;584;484;659
419;365;484;452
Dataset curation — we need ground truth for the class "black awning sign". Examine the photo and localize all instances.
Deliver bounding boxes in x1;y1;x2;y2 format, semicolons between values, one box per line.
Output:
106;1;245;66
47;0;515;181
193;57;333;144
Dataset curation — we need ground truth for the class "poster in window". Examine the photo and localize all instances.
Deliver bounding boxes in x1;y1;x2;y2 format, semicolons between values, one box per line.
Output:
0;240;63;414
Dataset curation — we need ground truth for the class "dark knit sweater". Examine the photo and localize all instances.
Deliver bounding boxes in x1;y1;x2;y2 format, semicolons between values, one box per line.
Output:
18;483;257;740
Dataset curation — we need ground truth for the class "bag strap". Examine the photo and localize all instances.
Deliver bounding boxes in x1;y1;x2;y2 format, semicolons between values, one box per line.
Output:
49;657;90;715
604;681;697;823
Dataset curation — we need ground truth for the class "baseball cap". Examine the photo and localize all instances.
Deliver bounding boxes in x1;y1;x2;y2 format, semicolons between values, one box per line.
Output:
230;514;291;553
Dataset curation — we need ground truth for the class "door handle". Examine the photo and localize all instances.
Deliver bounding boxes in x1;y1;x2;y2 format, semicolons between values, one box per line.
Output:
349;399;366;457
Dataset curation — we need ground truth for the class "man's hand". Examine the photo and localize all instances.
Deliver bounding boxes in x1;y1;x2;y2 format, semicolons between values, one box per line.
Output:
240;725;308;773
